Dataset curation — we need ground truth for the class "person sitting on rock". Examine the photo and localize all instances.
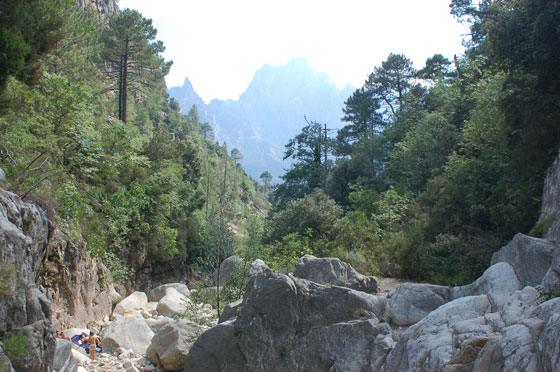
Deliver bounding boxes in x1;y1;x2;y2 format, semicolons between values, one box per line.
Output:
60;331;71;341
87;331;101;360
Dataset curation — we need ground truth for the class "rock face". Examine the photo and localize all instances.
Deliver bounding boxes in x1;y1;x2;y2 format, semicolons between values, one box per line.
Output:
156;288;192;317
39;227;114;330
0;188;55;372
294;254;378;293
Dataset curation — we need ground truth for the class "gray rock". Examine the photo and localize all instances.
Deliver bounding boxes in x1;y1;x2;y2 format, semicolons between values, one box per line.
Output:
218;299;243;324
382;295;492;372
0;168;6;183
542;243;560;290
0;188;55;372
248;259;270;277
145;317;174;333
0;345;15;372
294;254;378;293
148;283;190;302
534;298;560;372
453;262;521;310
491;234;555;287
389;283;452;326
53;338;78;372
183;320;246;372
113;291;149;317
146;319;201;371
539;151;560;240
213;256;243;286
156;288;191;317
100;314;154;355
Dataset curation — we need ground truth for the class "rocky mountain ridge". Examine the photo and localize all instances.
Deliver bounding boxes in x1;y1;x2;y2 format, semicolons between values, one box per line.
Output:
168;58;354;180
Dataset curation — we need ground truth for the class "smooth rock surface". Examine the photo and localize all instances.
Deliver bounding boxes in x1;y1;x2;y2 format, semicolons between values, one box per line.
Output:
491;234;555;287
156;288;192;317
148;283;190;302
218;299;242;324
213;256;243;286
113;292;149;317
146;319;202;371
54;338;79;372
389;283;452;326
100;315;154;355
294;254;378;293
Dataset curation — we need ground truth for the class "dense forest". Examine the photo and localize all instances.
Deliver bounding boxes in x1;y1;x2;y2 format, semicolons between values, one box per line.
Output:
1;0;559;296
265;0;560;284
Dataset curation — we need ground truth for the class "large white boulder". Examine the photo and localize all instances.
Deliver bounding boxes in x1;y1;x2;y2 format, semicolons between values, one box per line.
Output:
156;288;192;317
100;315;154;355
148;283;190;302
113;291;149;317
146;319;202;371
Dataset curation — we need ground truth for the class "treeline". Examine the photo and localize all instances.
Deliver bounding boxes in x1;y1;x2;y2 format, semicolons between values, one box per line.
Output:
263;0;560;284
0;1;269;288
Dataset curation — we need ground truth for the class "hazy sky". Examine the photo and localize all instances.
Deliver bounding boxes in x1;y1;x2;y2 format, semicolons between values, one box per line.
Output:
118;0;470;103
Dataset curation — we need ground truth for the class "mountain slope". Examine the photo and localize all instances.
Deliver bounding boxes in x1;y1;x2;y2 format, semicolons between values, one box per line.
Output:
169;58;354;180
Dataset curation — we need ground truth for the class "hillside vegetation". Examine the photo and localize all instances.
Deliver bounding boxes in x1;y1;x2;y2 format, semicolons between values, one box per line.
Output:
262;0;560;285
0;0;269;288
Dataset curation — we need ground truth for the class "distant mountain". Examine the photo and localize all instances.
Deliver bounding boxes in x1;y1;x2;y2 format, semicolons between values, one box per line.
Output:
168;58;354;181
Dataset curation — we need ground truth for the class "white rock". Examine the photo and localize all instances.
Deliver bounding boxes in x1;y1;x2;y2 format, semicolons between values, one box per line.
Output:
100;314;154;355
113;292;149;317
156;288;192;317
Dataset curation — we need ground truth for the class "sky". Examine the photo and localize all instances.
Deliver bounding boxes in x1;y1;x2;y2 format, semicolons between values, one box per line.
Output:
118;0;470;103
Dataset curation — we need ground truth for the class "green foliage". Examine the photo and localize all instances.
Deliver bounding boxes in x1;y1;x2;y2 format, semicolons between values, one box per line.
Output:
528;218;556;239
2;330;28;361
0;264;17;296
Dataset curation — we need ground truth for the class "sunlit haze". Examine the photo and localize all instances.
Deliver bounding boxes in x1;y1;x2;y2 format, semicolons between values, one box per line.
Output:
118;0;470;103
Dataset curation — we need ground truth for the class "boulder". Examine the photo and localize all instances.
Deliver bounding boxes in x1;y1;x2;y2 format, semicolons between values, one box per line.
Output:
294;254;377;293
146;319;202;371
156;288;192;317
453;262;522;310
183;320;246;372
389;283;452;326
145;317;174;333
382;295;492;372
213;256;243;286
148;283;190;302
218;299;242;323
491;234;555;287
539;151;560;240
53;338;78;372
534;298;560;372
100;314;154;355
186;264;389;372
113;291;149;317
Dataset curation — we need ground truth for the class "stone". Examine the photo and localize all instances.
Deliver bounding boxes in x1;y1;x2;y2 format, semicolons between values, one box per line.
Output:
538;151;560;240
389;283;452;326
148;283;190;302
491;234;555;287
182;320;247;372
213;256;243;286
113;291;149;317
145;317;174;333
542;243;560;290
382;295;492;372
186;268;389;371
100;314;154;355
294;254;377;293
71;348;90;363
534;297;560;372
156;288;192;317
146;319;202;371
218;299;242;323
53;338;79;372
453;262;521;310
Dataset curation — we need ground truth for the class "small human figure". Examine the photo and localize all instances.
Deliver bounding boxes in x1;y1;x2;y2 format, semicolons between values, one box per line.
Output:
80;332;88;345
56;330;60;338
60;331;71;341
87;331;101;360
